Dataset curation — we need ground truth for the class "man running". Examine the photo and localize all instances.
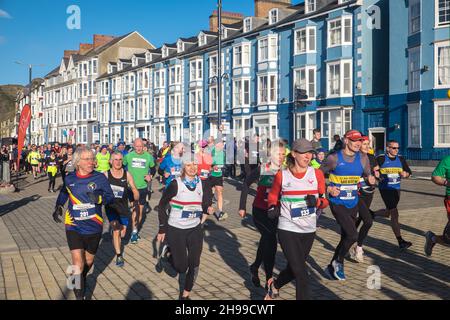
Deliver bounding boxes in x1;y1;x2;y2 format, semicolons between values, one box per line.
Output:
104;152;139;266
123;138;156;244
372;140;412;250
320;130;375;281
211;139;228;221
424;155;450;256
27;145;41;179
95;145;111;173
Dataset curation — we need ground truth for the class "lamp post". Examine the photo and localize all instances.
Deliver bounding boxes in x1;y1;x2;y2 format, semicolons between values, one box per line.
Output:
217;0;223;134
14;61;44;144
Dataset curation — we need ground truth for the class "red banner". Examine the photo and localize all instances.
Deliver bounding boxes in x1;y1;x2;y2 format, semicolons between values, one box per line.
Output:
17;104;31;169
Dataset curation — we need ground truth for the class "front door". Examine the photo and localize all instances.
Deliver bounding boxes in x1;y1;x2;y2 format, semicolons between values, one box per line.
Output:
369;128;386;156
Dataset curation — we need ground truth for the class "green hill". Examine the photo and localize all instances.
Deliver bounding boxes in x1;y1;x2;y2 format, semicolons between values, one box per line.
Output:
0;85;23;121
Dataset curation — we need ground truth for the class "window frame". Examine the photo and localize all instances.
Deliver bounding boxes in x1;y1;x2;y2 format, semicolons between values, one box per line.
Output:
326;59;353;98
327;16;353;48
257;73;277;105
434;101;450;147
409;0;421;35
293;65;317;100
408;46;421;92
407;102;422;148
435;40;450;88
436;0;450;27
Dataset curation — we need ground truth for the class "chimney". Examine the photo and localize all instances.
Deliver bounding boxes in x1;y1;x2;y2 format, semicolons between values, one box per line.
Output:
64;50;79;58
93;34;116;49
209;10;244;32
254;0;291;19
79;43;93;55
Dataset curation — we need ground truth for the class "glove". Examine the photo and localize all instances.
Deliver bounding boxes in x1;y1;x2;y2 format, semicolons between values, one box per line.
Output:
305;195;317;208
53;205;63;223
267;205;280;220
87;192;102;204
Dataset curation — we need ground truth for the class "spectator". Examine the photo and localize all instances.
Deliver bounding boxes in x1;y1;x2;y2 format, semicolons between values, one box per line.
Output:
332;135;344;153
311;129;323;150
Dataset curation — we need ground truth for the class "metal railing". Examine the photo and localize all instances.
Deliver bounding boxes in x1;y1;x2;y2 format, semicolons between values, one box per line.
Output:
406;149;450;161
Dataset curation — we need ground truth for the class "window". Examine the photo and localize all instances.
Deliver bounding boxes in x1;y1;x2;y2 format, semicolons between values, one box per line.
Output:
295;26;316;54
234;46;242;67
327;60;353;97
170;67;176;85
93;60;97;74
210;87;217;113
436;41;450;87
295;112;316;140
437;0;450;26
233;80;242;107
244;18;252;33
258;75;277;104
435;102;450;146
190;60;202;81
130;74;135;92
269;9;278;24
233;43;250;67
243;79;250;105
328;17;352;47
305;0;316;14
321;109;352;147
294;66;316;100
269;37;277;60
210;56;217;78
259;39;268;61
169;95;175;116
199;34;206;46
409;0;421;34
408;103;421;147
144;71;149;89
177;41;184;53
409;47;421;92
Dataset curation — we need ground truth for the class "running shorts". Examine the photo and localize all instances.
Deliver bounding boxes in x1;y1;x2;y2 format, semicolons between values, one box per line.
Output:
210;176;223;187
106;211;130;227
66;230;102;254
445;197;450;219
380;189;401;210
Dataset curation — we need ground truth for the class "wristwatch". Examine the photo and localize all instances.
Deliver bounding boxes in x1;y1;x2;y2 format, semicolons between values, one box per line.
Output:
444;180;449;187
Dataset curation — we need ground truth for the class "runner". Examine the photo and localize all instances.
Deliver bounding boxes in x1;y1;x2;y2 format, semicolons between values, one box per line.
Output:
372;140;413;250
424;155;450;256
61;146;75;184
238;140;286;289
264;139;328;300
195;140;212;182
211;139;228;221
123;138;156;244
156;160;213;300
104;152;139;267
95;146;111;173
350;135;379;262
46;150;59;193
320;130;375;281
159;142;184;189
27;145;41;179
52;146;114;300
310;148;326;169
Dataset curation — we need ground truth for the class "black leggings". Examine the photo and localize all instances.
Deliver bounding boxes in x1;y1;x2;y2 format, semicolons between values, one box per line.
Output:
251;207;278;281
330;203;359;264
274;230;315;300
356;197;373;247
48;173;56;190
167;224;203;292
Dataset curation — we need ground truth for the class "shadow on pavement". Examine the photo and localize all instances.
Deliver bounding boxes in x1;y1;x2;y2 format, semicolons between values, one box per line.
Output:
0;194;41;217
203;219;263;300
126;281;154;300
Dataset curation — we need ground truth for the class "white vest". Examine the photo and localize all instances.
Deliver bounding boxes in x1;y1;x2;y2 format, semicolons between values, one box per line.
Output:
168;178;203;229
279;167;318;234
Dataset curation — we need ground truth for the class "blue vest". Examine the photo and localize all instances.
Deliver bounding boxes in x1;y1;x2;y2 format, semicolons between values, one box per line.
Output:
379;155;402;190
329;151;364;209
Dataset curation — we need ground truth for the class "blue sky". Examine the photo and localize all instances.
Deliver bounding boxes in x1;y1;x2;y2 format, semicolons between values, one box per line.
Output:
0;0;256;85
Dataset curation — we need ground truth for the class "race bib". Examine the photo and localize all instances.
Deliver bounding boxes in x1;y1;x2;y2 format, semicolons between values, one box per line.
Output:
290;201;316;221
72;203;96;211
387;173;400;185
200;169;210;179
111;185;125;198
171;166;182;177
131;158;147;169
181;205;203;219
214;165;223;173
338;185;358;200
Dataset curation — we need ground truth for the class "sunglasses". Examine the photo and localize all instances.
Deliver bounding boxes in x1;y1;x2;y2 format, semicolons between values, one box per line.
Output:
389;147;400;150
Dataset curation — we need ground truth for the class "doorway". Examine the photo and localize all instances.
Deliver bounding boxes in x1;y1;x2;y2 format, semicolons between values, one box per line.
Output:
369;128;386;156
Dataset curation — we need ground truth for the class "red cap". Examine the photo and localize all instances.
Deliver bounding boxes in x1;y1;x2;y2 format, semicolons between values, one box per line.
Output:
344;130;363;141
361;135;369;142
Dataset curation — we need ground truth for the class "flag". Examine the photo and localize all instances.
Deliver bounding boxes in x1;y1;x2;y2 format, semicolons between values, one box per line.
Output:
17;104;31;168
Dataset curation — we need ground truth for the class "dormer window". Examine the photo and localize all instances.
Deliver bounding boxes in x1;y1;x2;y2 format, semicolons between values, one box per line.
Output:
132;57;138;67
198;34;207;46
117;62;123;71
177;41;184;53
145;52;151;63
244;18;252;33
269;9;278;24
162;47;169;58
305;0;316;14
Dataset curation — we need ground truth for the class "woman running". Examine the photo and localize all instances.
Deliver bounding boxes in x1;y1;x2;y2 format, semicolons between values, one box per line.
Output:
46;150;59;193
157;160;213;300
53;146;114;300
265;139;328;300
238;140;286;289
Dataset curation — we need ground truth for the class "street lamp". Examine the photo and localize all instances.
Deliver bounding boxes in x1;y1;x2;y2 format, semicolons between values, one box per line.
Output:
217;0;224;135
14;61;45;144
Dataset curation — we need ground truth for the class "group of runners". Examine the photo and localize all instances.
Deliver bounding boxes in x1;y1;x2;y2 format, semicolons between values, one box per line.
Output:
47;130;450;300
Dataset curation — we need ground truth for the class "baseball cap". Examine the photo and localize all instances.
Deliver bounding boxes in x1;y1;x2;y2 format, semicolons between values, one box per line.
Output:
316;148;327;154
291;139;315;154
344;130;363;141
101;145;108;150
117;141;125;146
361;135;369;142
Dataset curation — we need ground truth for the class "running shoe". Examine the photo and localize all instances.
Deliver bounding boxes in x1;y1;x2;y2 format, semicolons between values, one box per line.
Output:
180;295;191;300
424;231;436;257
332;260;346;281
116;255;125;267
214;211;228;221
399;240;412;250
264;278;279;300
249;266;261;288
137;232;142;241
130;231;138;244
324;264;337;280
